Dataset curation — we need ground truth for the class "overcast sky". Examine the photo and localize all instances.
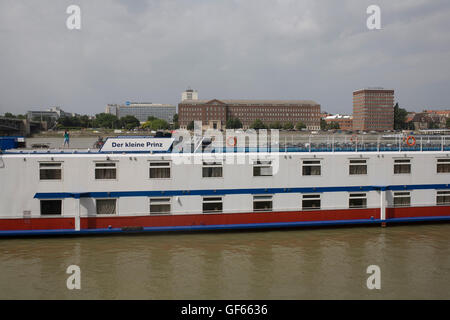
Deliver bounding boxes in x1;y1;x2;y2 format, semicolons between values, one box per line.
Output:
1;0;450;116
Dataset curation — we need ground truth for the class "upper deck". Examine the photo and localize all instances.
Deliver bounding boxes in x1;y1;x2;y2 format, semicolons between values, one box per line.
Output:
1;134;449;155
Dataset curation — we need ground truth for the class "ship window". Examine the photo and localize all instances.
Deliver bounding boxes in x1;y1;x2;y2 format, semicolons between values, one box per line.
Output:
302;194;321;210
202;161;223;178
394;159;411;174
393;192;411;207
437;191;450;205
96;199;116;215
253;161;272;176
150;198;171;214
349;159;367;175
149;161;171;179
253;195;273;212
437;159;450;173
203;197;223;213
95;162;117;179
349;193;367;208
302;160;321;176
39;162;62;180
40;200;62;215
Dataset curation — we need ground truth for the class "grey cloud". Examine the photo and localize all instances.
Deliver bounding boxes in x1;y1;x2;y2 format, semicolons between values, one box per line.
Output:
0;0;449;116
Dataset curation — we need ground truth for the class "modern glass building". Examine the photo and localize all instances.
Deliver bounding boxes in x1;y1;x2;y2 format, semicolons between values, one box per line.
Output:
106;103;177;123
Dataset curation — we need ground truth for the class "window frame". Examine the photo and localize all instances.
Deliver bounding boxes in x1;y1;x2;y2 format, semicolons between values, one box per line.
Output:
39;162;63;181
302;194;321;210
95;198;117;215
393;159;411;175
349;193;367;208
149;160;172;179
40;199;63;216
437;159;450;174
302;160;321;176
436;190;450;206
253;160;273;177
253;195;273;212
149;197;171;215
202;196;223;213
94;161;118;180
202;161;223;178
348;159;367;175
393;191;411;207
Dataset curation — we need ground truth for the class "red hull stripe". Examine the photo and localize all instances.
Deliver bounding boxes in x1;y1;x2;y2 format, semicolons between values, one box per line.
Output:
1;209;380;231
0;206;450;236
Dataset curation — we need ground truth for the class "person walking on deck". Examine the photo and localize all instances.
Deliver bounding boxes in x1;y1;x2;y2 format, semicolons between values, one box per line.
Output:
63;131;70;148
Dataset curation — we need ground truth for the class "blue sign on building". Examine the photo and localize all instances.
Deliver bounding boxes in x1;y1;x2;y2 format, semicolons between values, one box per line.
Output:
125;101;131;106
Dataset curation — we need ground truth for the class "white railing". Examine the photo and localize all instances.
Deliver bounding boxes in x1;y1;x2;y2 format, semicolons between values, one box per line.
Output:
199;134;450;153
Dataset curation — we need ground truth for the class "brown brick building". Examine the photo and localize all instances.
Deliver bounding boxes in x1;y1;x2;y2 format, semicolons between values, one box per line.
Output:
178;99;321;130
353;88;394;131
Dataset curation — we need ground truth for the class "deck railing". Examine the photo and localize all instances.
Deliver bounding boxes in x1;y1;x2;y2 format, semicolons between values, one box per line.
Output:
189;135;450;153
3;135;450;154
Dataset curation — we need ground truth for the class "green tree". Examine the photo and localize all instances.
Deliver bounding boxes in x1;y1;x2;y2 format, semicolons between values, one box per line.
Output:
226;117;243;129
120;115;140;130
58;116;82;128
283;122;294;130
142;121;152;130
328;122;340;130
296;121;306;130
250;119;267;130
4;113;27;119
269;121;282;129
152;119;170;130
57;115;94;129
172;114;179;129
447;118;450;129
394;103;409;130
79;115;92;128
94;113;120;129
429;122;440;129
319;119;340;131
187;121;195;131
142;118;169;131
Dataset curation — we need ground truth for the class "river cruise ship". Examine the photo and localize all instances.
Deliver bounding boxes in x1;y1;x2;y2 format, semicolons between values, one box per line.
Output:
0;133;449;236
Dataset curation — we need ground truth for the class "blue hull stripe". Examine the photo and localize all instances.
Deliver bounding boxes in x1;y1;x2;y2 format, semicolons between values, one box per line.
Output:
34;183;450;199
1;216;450;237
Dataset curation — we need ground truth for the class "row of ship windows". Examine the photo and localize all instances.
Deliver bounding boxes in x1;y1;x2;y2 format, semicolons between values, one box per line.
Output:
39;191;450;216
38;158;450;180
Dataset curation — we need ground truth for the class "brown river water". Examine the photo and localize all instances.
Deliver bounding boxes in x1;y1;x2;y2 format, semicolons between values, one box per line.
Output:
1;137;449;299
1;224;449;299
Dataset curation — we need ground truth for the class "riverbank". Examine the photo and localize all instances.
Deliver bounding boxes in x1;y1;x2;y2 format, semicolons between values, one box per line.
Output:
32;129;150;138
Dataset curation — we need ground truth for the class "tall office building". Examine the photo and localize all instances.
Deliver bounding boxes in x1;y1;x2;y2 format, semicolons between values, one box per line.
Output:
352;87;394;131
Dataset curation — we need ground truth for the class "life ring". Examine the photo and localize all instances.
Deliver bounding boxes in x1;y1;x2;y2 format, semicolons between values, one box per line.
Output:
226;136;237;147
406;136;416;146
350;135;357;143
